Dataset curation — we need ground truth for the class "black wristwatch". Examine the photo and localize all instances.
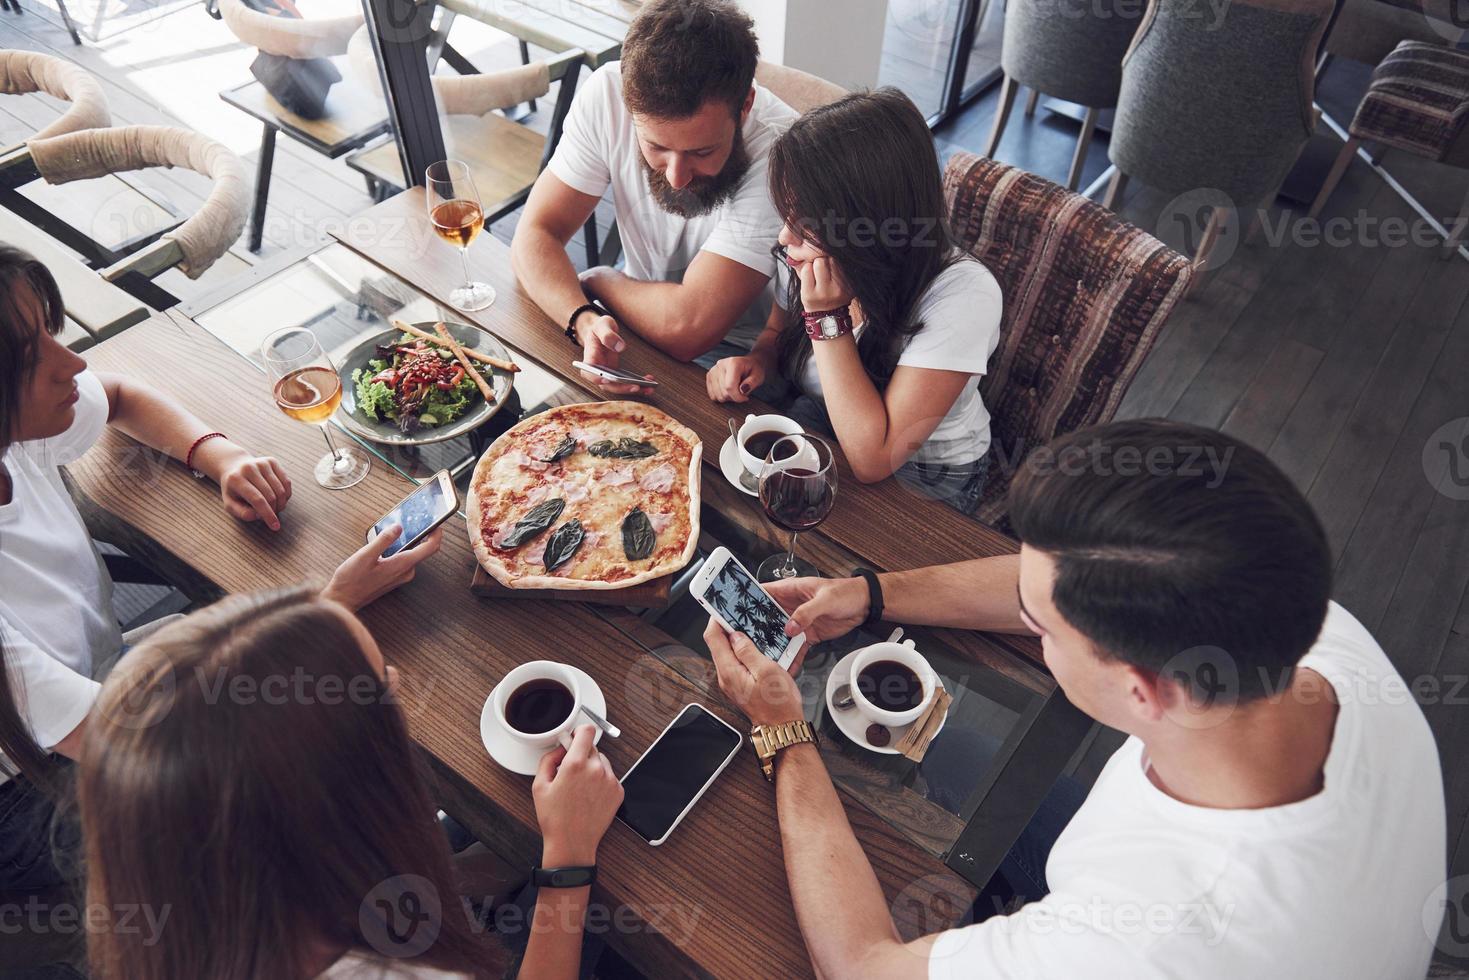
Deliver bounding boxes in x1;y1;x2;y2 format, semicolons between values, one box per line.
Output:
532;865;597;888
853;567;883;629
566;302;608;347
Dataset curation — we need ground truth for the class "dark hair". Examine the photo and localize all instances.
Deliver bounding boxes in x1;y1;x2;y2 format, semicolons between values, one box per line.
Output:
1008;420;1333;703
769;88;959;389
621;0;759;119
0;244;68;791
80;588;501;979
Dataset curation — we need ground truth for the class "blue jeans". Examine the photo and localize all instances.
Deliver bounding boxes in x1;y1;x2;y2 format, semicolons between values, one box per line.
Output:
0;761;79;892
921;728;1089;917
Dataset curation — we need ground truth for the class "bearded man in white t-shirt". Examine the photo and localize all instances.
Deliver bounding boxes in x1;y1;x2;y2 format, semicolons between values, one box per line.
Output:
510;0;797;395
706;419;1449;979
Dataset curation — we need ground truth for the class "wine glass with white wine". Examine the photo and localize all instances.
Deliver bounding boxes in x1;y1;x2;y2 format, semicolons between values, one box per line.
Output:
261;327;370;490
426;159;496;313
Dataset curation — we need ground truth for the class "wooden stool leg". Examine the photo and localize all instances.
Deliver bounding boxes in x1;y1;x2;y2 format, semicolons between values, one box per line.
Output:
1024;88;1040;117
984;75;1018;160
1186;206;1227;297
248;123;276;254
518;39;537;115
1102;169;1128;211
1443;180;1469;260
1066;106;1099;191
1308;136;1358;220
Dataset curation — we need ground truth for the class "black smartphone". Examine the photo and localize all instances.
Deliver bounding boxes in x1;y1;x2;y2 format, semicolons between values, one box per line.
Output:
368;469;458;558
616;704;744;846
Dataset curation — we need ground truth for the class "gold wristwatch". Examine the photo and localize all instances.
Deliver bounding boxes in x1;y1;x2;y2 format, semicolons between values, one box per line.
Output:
750;720;819;782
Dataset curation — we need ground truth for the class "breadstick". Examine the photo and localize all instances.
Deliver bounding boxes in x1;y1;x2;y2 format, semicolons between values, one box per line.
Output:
390;319;519;372
434;322;497;406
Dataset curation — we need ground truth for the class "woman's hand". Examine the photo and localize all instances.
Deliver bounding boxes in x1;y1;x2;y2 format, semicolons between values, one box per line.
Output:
534;725;624;867
321;525;443;611
797;256;856;314
193;440;292;531
764;576;870;644
706;355;767;403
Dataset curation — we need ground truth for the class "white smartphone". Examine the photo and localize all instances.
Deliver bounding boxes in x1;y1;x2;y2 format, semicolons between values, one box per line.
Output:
367;469;458;558
616;703;744;846
691;547;806;669
572;359;659;388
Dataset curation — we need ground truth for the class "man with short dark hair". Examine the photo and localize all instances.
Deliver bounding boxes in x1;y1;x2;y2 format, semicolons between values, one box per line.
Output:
511;0;796;392
708;419;1446;978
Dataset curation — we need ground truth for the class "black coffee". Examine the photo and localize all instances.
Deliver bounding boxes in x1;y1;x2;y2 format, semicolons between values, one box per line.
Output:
505;678;574;734
744;429;798;462
856;660;923;713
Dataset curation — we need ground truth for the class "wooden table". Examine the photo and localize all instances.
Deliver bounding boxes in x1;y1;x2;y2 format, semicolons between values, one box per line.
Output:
67;195;1091;977
437;0;627;69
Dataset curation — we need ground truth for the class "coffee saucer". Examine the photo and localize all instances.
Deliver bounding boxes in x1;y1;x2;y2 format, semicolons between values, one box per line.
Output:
718;436;759;497
824;648;947;756
480;665;606;776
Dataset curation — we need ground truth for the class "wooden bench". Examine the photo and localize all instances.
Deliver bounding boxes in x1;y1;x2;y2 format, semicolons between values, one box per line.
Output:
0;207;150;343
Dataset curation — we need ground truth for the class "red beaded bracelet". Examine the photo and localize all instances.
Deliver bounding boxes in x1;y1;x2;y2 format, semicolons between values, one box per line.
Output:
185;432;227;477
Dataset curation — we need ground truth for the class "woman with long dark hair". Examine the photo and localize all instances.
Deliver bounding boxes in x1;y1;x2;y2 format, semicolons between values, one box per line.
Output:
80;587;623;978
706;89;1003;514
0;244;439;892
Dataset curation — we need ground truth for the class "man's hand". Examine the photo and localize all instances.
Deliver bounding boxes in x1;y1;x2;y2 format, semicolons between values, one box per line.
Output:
706;354;768;403
533;724;624;867
705;618;805;726
797;256;856;313
321;525;443;611
193;439;292;532
764;576;869;643
573;309;655;396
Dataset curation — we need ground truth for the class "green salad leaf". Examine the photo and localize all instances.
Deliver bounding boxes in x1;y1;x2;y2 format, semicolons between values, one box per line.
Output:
352;369;397;422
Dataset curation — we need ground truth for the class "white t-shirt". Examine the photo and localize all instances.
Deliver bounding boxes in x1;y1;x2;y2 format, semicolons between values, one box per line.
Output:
0;369;115;783
779;255;1002;465
319;951;468;979
547;62;797;351
929;602;1445;980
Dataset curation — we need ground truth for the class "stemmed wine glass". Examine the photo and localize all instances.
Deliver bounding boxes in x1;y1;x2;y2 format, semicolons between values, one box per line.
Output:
426;159;496;312
261;326;370;490
757;434;837;581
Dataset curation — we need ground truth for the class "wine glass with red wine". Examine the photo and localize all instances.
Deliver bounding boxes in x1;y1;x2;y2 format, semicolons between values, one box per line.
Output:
757;434;837;582
426;160;496;312
261;326;370;490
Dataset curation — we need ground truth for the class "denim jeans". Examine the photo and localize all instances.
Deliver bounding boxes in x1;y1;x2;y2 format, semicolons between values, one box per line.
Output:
784;394;990;517
0;761;79;892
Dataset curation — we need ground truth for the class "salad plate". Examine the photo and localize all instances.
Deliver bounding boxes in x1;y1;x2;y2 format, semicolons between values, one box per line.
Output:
336;321;515;446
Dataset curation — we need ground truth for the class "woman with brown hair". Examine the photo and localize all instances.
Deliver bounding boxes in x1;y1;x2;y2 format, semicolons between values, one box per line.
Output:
79;586;623;979
707;88;1004;515
0;243;440;893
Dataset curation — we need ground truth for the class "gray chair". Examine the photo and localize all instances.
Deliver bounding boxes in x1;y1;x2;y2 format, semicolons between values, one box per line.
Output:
983;0;1142;189
1105;0;1334;272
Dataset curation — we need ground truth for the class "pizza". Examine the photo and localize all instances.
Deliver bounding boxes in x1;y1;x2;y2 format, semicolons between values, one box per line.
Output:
467;401;702;590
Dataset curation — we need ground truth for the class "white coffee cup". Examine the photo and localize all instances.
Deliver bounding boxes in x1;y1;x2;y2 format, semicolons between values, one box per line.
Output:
736;413;805;480
493;661;583;751
848;639;938;728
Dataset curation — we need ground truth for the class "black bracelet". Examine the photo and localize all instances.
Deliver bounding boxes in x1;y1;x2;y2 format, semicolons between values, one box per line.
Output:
566;302;607;347
852;567;883;629
532;865;597;889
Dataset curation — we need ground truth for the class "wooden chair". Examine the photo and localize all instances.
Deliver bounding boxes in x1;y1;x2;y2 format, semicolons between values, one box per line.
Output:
983;0;1141;189
943;152;1194;529
1309;40;1469;259
1105;0;1334;275
1;125;249;343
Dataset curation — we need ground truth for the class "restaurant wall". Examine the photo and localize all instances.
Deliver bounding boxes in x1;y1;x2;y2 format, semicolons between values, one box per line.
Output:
740;0;889;90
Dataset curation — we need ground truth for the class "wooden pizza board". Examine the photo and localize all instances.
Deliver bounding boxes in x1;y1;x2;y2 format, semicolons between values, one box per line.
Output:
469;562;674;607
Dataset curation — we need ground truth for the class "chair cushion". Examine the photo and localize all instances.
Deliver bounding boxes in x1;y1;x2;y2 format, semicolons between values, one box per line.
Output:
942;153;1193;528
1349;40;1469;165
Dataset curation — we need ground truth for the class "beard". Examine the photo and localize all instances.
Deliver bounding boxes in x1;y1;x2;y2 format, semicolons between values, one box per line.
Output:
642;125;751;218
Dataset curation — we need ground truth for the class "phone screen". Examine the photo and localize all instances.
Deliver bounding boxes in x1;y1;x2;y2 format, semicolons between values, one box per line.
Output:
704;557;792;662
617;705;742;844
372;477;452;557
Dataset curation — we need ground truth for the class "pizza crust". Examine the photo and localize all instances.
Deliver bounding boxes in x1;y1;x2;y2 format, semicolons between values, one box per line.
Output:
466;401;702;590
